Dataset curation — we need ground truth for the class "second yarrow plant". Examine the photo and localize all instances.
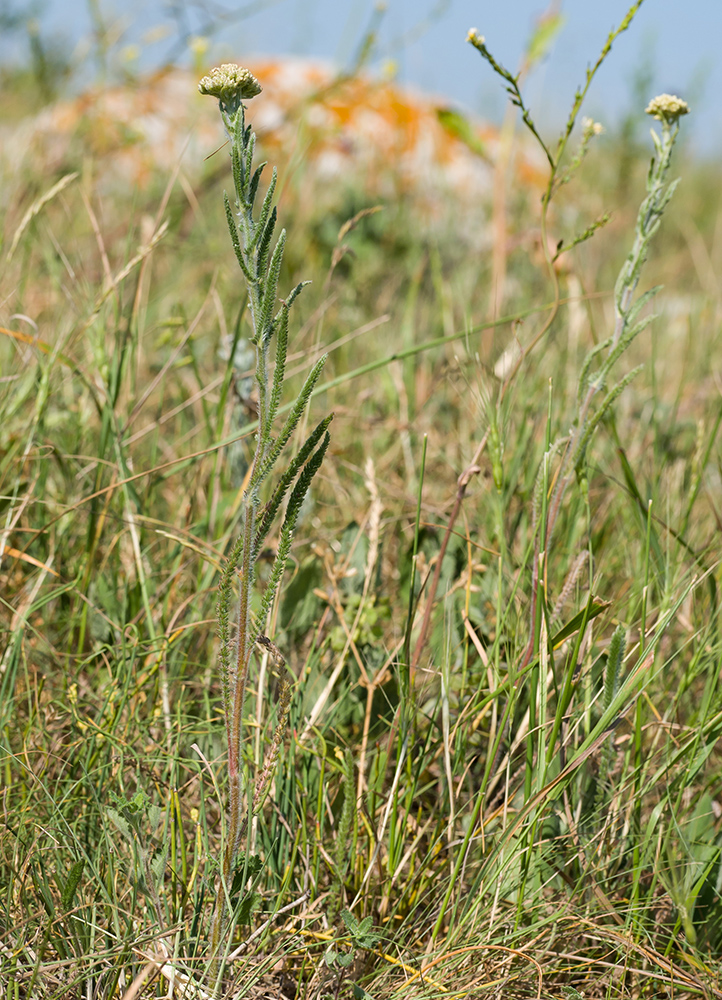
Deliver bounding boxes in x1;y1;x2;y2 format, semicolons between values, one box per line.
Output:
197;64;332;971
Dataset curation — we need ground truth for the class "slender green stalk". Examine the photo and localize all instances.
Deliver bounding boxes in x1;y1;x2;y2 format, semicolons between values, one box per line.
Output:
402;434;428;683
520;94;689;673
198;64;331;978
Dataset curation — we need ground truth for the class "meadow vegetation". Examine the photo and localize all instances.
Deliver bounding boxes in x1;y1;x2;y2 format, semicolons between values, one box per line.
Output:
1;5;722;998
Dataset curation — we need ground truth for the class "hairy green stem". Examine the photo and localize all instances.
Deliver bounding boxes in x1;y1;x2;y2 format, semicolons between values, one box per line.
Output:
199;64;331;983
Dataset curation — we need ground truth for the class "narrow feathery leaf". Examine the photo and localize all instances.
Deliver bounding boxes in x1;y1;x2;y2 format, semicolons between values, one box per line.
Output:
224;192;255;284
280;279;310;314
248;160;268;212
257;207;278;285
255;432;330;627
623;286;660;330
268;304;289;426
606;314;655;370
244;130;256;192
253;414;333;554
573;365;644;470
577;336;612;406
251;167;277;250
252;354;327;489
260;230;287;342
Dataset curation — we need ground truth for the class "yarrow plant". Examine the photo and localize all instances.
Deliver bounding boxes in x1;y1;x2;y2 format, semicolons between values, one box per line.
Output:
198;63;332;975
466;19;690;677
522;93;690;679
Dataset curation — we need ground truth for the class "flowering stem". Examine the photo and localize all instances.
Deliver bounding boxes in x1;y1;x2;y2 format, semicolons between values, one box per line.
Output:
198;64;331;985
521;96;689;672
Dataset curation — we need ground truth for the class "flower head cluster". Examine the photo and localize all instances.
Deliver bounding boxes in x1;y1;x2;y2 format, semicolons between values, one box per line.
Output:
582;116;604;138
198;63;262;115
645;94;690;124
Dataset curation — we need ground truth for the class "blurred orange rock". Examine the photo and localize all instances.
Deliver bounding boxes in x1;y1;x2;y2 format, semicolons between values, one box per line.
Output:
9;58;547;217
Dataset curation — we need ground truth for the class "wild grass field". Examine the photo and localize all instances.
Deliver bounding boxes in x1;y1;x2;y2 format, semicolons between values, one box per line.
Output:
1;6;722;999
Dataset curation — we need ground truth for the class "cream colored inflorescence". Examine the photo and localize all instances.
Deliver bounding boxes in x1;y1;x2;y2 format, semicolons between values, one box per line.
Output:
645;94;690;124
198;63;262;112
582;116;604;137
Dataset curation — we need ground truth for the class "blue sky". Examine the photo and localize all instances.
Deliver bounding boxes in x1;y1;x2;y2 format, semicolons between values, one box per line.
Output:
25;0;722;155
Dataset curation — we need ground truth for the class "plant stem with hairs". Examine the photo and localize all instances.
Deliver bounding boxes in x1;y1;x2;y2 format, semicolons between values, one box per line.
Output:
198;64;332;976
522;93;689;674
412;8;641;673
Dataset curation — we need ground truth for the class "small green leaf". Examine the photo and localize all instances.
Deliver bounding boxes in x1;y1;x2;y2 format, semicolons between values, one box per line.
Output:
107;808;132;842
150;845;169;885
550;599;610;648
234;890;261;926
230;852;264;897
561;989;585;1000
436;108;488;159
